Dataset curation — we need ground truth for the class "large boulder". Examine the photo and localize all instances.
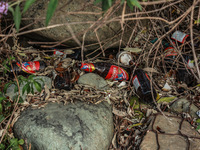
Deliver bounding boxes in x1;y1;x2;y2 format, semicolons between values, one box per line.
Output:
22;0;133;49
14;101;114;150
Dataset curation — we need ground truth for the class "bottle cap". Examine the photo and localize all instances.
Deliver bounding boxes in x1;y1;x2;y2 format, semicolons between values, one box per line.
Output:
116;51;133;66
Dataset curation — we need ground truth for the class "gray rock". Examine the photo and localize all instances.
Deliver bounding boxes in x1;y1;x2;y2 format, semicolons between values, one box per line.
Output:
14;101;114;150
21;0;133;50
140;112;200;150
170;98;199;118
78;73;109;90
6;76;52;101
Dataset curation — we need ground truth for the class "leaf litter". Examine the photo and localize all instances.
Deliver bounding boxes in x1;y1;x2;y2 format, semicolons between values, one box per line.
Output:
1;0;200;149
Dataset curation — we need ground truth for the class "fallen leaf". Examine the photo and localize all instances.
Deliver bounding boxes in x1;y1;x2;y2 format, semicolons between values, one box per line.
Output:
111;132;117;149
143;67;159;73
127;123;142;130
64;49;75;54
157;96;176;103
123;47;142;53
112;107;128;117
44;85;50;101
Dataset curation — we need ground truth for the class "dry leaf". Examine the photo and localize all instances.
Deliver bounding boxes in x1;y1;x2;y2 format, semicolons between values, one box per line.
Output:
63;49;75;54
157;96;176;103
0;129;5;137
112;132;117;149
123;47;142;53
112;107;128;117
44;85;50;101
143;67;159;73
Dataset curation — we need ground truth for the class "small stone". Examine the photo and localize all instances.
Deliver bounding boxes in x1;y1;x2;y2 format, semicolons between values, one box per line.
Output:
78;73;109;90
170;98;199;118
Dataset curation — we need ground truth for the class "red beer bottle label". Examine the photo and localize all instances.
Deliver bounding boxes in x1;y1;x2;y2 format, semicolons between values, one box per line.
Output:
80;63;95;72
132;75;140;91
164;47;178;57
16;61;40;74
171;31;189;43
53;49;64;56
105;65;129;81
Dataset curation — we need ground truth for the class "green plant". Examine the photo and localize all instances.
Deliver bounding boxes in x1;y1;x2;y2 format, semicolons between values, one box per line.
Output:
0;137;24;150
0;74;43;125
0;94;24;150
1;56;15;75
7;0;58;32
4;75;43;101
94;0;142;11
0;92;7;123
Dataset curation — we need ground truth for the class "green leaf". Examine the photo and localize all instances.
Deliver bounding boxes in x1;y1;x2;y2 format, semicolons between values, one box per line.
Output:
128;0;142;10
13;4;22;32
127;0;133;10
0;115;5;123
18;139;24;145
0;96;6;103
4;82;12;93
120;0;125;5
28;74;35;81
157;97;176;103
5;102;11;108
94;0;102;5
196;124;200;131
0;104;3;113
35;78;44;84
45;0;58;26
22;83;30;95
102;0;112;11
194;19;200;24
18;75;27;81
130;96;139;109
10;138;18;147
18;96;24;103
128;123;142;129
0;144;5;150
8;6;14;15
196;119;200;123
197;84;200;87
23;0;36;13
33;80;42;92
11;146;21;150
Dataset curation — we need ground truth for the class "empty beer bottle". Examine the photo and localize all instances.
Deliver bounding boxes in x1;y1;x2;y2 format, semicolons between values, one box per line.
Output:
10;61;46;74
54;71;73;90
76;62;130;81
131;69;157;104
